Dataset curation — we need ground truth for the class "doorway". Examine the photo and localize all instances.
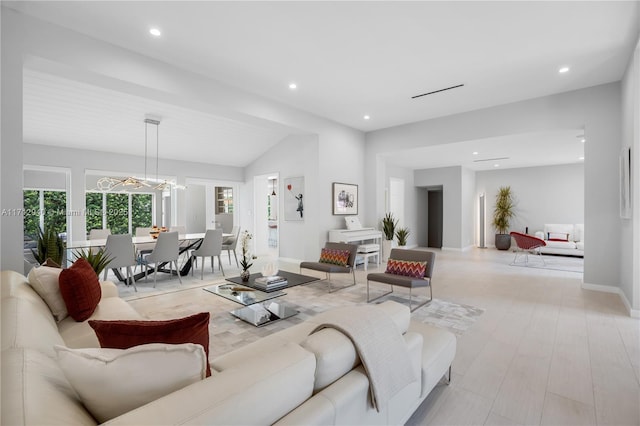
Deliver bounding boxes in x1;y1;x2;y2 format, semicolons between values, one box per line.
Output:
253;173;279;259
427;188;443;248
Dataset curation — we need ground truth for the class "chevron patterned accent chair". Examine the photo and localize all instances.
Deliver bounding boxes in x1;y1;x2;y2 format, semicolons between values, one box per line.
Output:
300;242;359;292
366;249;435;312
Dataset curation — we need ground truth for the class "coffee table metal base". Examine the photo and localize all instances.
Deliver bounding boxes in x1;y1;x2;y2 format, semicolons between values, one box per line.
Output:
230;300;299;327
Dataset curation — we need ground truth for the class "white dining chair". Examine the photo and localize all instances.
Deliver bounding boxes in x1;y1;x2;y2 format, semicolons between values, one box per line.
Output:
222;226;240;267
190;229;225;280
142;231;182;287
135;227;155;271
89;228;111;240
88;228;111;255
103;234;138;291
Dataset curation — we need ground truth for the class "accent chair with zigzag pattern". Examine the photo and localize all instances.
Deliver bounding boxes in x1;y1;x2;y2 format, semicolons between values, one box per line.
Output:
366;248;435;312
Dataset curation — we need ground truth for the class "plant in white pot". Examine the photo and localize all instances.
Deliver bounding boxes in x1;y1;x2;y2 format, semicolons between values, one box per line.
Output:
381;213;398;261
395;227;410;248
492;186;515;250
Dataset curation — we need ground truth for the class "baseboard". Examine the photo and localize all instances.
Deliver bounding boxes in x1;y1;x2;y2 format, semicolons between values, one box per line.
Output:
582;282;640;318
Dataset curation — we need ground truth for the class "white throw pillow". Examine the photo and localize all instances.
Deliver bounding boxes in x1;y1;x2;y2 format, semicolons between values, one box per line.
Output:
27;265;67;321
55;343;207;423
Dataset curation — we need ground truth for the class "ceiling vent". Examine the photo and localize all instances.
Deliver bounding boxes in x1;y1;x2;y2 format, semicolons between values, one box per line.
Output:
473;157;510;163
411;84;464;99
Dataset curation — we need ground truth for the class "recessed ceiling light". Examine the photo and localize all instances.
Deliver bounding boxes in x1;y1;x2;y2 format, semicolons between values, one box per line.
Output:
579;156;585;160
363;115;370;120
577;135;586;143
472;151;479;155
494;164;500;168
288;83;297;90
149;28;161;37
559;66;570;74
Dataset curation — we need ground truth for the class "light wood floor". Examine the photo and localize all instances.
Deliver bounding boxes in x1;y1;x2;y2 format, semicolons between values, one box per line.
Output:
120;248;640;426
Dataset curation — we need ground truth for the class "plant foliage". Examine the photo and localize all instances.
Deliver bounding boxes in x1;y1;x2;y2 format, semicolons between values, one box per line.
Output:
32;226;65;266
492;186;515;234
381;212;398;241
73;248;114;276
239;230;256;271
395;227;410;246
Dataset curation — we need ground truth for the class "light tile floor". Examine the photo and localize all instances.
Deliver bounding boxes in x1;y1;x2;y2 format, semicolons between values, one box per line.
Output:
112;248;640;426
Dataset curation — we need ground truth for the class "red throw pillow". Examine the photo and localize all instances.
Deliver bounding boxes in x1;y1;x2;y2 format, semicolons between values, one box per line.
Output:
89;312;212;377
318;248;351;266
58;258;102;321
385;259;427;278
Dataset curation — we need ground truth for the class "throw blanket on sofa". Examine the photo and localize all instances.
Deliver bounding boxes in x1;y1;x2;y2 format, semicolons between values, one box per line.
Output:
310;305;417;412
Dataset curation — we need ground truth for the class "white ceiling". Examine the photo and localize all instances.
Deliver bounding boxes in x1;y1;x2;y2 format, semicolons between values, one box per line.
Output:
8;1;640;169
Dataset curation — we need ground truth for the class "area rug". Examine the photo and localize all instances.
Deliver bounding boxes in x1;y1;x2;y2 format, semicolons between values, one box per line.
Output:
510;255;583;273
384;297;485;335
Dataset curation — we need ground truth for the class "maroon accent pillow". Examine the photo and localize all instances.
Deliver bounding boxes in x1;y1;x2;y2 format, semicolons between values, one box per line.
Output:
58;258;102;321
89;312;212;377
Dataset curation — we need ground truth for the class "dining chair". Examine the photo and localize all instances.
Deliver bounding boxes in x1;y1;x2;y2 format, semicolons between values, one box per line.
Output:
135;227;156;272
89;228;111;240
190;229;225;280
88;228;111;255
222;226;240;267
142;231;182;287
103;234;138;291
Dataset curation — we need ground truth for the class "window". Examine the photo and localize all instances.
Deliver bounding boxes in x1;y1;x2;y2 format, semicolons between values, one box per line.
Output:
86;192;154;236
23;189;67;244
215;187;233;213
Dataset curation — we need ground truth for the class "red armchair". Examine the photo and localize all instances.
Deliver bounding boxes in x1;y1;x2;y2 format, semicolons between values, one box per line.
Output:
510;231;546;265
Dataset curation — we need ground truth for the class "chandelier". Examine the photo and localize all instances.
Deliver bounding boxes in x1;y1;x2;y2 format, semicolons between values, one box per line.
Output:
97;118;185;191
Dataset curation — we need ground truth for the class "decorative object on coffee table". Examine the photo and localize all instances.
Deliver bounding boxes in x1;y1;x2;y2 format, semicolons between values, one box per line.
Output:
493;186;516;250
239;230;255;282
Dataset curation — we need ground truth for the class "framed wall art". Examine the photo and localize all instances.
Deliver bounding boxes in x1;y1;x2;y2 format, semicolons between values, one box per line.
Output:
332;182;358;215
284;176;304;221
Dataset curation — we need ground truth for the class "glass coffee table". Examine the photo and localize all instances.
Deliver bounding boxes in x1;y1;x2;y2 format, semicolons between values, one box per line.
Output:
203;284;299;327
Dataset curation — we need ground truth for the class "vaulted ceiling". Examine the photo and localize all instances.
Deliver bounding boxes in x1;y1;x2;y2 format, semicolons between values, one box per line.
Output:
7;1;640;169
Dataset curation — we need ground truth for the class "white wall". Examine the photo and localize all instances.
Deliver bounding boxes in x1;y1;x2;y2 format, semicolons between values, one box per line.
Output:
461;167;476;249
366;83;622;291
476;163;584;246
242;134;320;261
185;184;206;233
24;169;67;190
386;165;418;247
620;37;640;313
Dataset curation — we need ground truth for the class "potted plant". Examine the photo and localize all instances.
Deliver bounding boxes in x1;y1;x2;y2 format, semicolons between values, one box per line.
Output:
492;186;515;250
395;227;410;247
72;248;114;277
239;230;257;282
381;212;398;261
31;225;65;267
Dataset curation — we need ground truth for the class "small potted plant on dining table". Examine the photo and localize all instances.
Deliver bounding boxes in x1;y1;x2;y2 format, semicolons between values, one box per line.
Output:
239;230;257;282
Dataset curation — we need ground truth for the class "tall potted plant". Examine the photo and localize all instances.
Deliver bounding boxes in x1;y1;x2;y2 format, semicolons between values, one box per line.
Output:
381;213;398;261
492;186;515;250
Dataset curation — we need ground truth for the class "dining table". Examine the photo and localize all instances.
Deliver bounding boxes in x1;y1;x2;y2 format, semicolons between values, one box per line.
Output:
67;232;232;282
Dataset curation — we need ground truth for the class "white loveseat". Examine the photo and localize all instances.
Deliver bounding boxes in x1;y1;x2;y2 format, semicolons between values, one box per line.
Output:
535;223;584;257
1;269;457;425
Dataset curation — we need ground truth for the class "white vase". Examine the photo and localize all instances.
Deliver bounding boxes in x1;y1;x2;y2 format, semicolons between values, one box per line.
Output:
382;240;393;262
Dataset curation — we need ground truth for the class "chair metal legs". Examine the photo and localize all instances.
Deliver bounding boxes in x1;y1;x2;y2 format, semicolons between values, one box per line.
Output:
511;248;546;266
327;269;356;293
366;281;432;312
366;280;393;303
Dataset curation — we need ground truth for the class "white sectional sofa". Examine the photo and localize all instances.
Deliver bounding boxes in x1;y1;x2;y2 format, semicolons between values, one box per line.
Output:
1;269;456;425
535;223;584;257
